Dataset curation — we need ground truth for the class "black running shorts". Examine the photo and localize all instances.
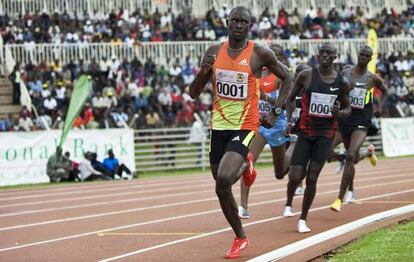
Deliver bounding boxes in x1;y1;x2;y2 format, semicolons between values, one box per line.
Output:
290;133;333;166
209;130;255;165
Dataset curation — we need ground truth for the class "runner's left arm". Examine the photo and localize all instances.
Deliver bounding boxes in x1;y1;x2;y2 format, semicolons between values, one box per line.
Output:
336;77;352;119
258;47;293;110
371;74;388;117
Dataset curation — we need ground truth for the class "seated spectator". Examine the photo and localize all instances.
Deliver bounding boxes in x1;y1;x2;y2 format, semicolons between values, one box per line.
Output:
36;108;52;130
90;152;113;179
27;75;42;94
63;151;80;181
103;149;133;180
18;111;34;131
5;113;15;131
134;92;149;113
111;106;129;128
0;119;6;132
146;107;161;128
103;87;118;107
134;109;147;129
43;93;58;116
78;152;108;181
0;113;15;132
157;87;172;113
55;80;66;109
46;147;72;182
163;105;176;127
83;103;97;128
73;103;97;129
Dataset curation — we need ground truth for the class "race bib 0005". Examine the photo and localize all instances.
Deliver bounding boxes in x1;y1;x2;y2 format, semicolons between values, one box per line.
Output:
215;69;248;100
309;92;337;118
259;100;272;114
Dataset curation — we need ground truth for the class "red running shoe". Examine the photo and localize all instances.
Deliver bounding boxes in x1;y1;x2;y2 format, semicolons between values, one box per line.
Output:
225;237;249;259
242;152;257;187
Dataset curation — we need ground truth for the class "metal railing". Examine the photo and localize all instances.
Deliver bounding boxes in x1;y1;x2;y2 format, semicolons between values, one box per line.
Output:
0;0;408;18
6;38;414;67
133;126;382;173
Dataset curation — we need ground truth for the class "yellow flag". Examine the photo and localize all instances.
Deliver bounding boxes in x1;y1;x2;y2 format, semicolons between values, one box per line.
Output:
367;28;378;74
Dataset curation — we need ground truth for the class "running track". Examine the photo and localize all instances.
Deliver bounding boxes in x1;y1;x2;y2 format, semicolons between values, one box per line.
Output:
0;157;413;262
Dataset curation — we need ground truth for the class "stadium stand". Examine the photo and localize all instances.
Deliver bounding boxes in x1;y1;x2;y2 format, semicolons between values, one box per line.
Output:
0;0;408;19
0;1;413;131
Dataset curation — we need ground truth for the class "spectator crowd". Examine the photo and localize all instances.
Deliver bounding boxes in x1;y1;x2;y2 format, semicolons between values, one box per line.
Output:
1;3;413;44
0;3;414;132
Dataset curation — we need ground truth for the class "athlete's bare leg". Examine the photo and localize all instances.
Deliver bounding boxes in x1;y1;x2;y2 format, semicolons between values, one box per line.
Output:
285;165;306;208
300;160;325;220
214;151;247;238
240;133;266;210
337;130;368;201
328;131;343;162
283;139;296;176
272;144;287;180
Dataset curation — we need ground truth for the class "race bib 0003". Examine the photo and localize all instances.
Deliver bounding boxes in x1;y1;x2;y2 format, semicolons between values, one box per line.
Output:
309;92;337;118
349;87;367;109
215;69;248;100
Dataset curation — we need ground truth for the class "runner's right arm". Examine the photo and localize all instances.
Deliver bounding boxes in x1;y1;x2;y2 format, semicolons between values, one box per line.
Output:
286;70;310;125
189;45;220;99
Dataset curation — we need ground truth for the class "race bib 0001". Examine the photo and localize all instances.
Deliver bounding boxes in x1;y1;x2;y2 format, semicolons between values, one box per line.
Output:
309;92;337;118
349;87;367;109
215;69;248;100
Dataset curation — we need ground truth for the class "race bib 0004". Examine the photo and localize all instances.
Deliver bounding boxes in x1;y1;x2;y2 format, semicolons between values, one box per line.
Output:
215;69;248;100
309;92;337;118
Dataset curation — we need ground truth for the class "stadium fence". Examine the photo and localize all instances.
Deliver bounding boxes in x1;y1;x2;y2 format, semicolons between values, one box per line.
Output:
3;38;413;67
0;0;407;19
133;126;382;173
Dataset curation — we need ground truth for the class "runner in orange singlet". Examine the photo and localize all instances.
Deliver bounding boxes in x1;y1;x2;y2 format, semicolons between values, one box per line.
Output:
189;6;292;259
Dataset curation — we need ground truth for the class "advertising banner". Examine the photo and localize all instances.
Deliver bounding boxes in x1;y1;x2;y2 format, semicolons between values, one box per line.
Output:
381;118;414;157
0;129;135;186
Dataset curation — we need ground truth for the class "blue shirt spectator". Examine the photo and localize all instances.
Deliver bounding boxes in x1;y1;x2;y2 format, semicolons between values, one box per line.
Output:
103;155;119;173
103;149;133;179
28;79;42;94
0;120;6;131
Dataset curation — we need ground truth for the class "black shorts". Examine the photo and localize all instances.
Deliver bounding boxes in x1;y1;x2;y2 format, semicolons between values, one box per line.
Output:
338;121;369;140
290;133;333;166
209;130;255;165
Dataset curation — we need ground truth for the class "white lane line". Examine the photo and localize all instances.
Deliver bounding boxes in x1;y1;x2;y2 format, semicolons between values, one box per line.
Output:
0;162;406;201
1;174;411;230
0;173;211;197
99;189;414;262
1;176;413;230
248;204;414;262
0;189;211;218
0;182;413;253
0;164;405;209
0;176;213;202
0;172;410;218
0;183;210;209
